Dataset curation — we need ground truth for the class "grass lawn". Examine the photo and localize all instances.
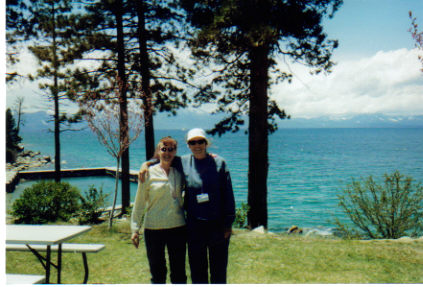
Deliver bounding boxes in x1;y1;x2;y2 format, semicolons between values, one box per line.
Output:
5;220;423;284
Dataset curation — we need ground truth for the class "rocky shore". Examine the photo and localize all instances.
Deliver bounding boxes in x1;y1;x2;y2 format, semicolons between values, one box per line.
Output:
6;145;52;172
6;145;52;193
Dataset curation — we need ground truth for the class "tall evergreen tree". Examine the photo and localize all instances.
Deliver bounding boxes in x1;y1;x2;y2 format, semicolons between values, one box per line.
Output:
182;0;342;228
23;0;82;182
68;0;193;212
6;108;22;163
69;0;132;212
6;0;30;82
114;0;131;212
127;0;191;159
134;0;154;159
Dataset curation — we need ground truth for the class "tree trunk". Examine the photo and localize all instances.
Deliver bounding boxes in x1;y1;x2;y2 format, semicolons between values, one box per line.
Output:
109;157;120;229
115;0;130;214
16;97;23;135
54;90;61;182
136;0;155;160
52;3;61;183
247;44;270;229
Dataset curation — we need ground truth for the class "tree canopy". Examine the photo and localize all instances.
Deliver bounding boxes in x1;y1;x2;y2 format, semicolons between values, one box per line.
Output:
182;0;342;228
7;0;342;226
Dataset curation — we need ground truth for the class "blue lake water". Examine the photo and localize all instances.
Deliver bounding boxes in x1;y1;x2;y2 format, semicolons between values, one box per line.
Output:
9;127;423;233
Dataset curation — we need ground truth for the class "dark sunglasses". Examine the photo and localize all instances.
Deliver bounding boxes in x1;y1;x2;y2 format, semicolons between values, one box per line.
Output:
160;147;175;152
188;139;206;146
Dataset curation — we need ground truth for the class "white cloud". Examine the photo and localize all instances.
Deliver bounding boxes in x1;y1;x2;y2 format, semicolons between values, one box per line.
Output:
6;48;107;114
7;48;55;113
7;47;423;120
272;48;423;119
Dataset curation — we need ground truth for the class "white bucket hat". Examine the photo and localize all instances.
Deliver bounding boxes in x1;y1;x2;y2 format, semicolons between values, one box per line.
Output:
186;128;210;145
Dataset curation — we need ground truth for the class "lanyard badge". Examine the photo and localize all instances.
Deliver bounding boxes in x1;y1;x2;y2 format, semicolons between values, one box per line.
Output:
196;193;209;203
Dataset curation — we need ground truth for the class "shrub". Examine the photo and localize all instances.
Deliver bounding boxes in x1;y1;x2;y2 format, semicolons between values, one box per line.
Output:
6;108;22;163
234;202;250;228
75;185;107;224
11;181;81;224
6;148;17;163
335;171;423;239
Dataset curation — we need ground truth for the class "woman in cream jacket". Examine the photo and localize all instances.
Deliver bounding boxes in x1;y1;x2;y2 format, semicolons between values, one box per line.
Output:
131;136;186;284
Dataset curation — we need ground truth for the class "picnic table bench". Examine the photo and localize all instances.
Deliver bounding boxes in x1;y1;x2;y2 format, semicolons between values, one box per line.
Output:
6;243;105;284
6;274;45;284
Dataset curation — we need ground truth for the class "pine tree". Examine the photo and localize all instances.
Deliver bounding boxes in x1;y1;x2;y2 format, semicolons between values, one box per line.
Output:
68;0;193;213
6;0;30;82
182;0;342;228
6;109;22;151
23;0;83;182
125;0;193;159
63;0;134;213
6;109;22;163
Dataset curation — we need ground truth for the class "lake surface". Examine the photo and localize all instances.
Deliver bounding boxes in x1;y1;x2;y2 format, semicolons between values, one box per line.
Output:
8;127;423;234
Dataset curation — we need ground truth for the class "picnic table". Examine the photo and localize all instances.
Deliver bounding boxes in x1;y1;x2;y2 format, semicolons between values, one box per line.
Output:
6;224;93;284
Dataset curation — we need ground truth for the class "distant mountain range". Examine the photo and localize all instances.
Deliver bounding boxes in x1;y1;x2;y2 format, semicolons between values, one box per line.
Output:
18;111;423;133
276;114;423;129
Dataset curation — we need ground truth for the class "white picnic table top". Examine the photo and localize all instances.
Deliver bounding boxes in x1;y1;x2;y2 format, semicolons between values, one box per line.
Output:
6;224;92;245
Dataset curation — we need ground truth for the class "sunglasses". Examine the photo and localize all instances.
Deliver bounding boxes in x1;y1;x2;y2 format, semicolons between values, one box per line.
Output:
160;147;175;152
188;139;206;146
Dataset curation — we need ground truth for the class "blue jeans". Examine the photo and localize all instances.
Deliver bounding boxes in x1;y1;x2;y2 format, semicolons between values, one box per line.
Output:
144;226;187;284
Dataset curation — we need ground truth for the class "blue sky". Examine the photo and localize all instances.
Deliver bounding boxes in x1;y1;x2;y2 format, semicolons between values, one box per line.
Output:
4;0;423;122
325;0;422;58
269;0;423;120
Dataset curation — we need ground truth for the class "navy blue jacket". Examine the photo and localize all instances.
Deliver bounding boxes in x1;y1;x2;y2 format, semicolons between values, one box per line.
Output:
172;154;236;229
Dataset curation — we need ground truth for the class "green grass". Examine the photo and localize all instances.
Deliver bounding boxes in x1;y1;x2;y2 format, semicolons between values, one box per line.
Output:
5;221;423;284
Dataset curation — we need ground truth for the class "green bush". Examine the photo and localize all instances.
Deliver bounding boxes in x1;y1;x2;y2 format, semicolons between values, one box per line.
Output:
6;148;17;163
74;185;107;224
11;181;81;224
335;171;423;239
234;202;250;228
6;108;22;163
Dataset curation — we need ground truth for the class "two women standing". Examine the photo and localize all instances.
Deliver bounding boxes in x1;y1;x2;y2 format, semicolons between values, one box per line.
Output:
130;128;236;284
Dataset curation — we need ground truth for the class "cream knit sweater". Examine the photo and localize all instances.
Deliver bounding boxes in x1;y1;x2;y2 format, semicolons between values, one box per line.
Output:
131;164;185;234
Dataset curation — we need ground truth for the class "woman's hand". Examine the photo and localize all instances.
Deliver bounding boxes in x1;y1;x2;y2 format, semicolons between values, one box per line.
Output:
131;232;140;249
138;162;150;183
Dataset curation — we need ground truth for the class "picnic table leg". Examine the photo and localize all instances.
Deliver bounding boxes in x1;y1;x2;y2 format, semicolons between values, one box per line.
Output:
46;245;51;284
82;253;89;284
57;243;62;284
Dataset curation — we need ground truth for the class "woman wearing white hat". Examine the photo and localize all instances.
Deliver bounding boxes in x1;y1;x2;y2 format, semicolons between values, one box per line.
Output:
138;128;236;284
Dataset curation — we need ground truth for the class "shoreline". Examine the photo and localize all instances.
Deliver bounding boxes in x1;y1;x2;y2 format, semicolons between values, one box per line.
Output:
5;166;140;194
6;145;52;172
6;146;52;193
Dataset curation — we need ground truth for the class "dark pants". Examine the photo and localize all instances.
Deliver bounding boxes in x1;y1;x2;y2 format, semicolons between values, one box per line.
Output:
187;220;230;284
144;226;187;284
